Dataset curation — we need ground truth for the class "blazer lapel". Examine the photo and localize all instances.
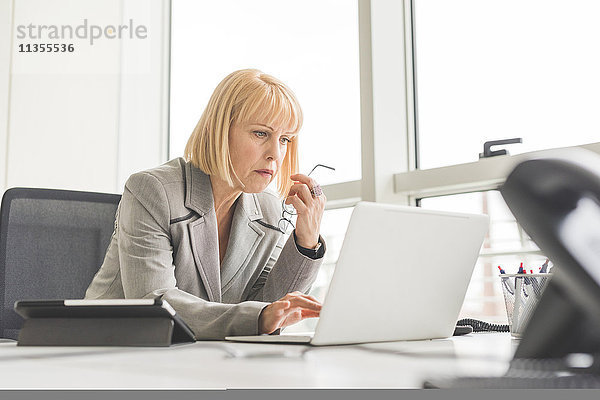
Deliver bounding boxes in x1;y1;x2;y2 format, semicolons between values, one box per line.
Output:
184;162;222;302
220;192;265;296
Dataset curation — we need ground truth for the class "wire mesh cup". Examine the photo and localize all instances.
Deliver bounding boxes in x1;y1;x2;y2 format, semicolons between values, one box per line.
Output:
499;273;553;338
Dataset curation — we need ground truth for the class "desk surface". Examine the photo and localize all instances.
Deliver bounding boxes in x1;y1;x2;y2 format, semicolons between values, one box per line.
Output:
0;333;515;389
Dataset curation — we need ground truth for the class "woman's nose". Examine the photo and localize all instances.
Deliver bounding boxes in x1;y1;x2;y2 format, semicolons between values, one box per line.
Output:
266;138;283;160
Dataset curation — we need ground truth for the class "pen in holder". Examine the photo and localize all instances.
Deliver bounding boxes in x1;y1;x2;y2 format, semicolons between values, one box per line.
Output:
499;273;553;338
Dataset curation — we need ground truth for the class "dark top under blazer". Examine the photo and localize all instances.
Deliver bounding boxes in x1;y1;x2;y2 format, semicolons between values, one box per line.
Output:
85;158;325;340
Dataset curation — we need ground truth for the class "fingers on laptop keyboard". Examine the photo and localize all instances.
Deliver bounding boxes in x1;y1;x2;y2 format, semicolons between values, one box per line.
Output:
283;292;322;311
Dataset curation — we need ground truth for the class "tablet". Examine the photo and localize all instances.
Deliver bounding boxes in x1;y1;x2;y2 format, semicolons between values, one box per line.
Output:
14;298;196;346
16;298;178;318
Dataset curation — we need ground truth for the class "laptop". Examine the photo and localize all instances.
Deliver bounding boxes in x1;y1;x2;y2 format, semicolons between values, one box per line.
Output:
226;201;489;346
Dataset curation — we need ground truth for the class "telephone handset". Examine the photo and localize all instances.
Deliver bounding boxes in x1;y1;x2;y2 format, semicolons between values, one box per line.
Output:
500;148;600;359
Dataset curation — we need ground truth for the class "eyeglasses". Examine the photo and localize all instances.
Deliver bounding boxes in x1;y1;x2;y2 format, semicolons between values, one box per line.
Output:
278;164;335;233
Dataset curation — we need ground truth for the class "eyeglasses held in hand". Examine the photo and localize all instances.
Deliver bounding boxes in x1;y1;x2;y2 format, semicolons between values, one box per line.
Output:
278;164;335;233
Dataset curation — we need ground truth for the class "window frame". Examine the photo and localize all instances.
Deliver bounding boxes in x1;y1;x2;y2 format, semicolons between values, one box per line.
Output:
397;0;600;206
323;0;415;209
395;0;600;321
322;0;600;211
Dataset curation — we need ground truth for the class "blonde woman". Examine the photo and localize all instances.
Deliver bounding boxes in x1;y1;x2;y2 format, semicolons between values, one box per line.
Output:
85;69;326;339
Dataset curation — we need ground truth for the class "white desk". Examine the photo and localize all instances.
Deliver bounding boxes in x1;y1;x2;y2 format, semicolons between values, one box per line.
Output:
0;333;515;388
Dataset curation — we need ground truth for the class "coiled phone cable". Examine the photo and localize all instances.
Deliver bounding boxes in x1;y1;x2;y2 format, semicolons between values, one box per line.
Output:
457;318;509;333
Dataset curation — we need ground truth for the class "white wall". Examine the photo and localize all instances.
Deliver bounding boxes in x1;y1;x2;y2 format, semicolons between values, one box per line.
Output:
1;0;169;195
0;0;12;191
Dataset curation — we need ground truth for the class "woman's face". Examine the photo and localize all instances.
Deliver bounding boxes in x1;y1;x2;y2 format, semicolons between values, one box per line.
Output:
228;119;296;193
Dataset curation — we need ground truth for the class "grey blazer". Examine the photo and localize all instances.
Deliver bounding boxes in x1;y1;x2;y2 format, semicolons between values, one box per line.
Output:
85;158;325;340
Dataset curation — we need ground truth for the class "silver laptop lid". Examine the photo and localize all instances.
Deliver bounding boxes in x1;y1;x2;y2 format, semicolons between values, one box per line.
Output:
311;202;489;346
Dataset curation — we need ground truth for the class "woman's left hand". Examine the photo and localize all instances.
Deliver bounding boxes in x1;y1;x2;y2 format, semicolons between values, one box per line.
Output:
285;173;326;248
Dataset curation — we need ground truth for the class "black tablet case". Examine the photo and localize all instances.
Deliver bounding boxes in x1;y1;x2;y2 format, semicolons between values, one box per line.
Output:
14;299;196;346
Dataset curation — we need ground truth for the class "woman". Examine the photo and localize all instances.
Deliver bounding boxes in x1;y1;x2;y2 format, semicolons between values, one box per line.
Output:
85;69;326;340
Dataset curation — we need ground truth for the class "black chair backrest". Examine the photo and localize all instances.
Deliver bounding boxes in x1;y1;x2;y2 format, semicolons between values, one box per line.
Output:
0;188;121;339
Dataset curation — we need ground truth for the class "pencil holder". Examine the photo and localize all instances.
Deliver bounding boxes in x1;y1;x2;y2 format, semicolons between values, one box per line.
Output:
499;273;553;338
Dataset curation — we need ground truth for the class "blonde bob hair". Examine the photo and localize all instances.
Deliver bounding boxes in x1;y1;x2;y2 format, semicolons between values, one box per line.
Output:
184;69;303;198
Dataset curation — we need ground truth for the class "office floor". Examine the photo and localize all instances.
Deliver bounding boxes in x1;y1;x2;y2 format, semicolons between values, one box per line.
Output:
0;333;515;388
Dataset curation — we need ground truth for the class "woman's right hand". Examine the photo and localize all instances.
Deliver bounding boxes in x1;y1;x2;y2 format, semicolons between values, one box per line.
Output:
258;291;322;334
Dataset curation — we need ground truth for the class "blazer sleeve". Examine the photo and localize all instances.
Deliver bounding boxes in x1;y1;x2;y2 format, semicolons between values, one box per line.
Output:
246;228;326;303
118;172;269;340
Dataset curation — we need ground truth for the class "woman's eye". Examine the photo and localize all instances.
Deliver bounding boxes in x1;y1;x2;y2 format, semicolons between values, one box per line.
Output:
254;131;268;138
280;137;292;145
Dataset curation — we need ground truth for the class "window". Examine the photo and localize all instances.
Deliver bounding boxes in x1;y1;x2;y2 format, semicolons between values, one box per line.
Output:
413;0;600;170
420;191;547;322
166;1;600;327
407;0;600;322
170;2;361;333
169;0;361;185
284;207;354;333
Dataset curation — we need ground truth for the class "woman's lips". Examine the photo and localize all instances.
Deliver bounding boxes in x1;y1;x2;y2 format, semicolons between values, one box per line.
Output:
255;170;273;178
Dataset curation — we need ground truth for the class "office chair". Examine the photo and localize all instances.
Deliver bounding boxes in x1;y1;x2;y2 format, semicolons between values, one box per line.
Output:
0;188;121;340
